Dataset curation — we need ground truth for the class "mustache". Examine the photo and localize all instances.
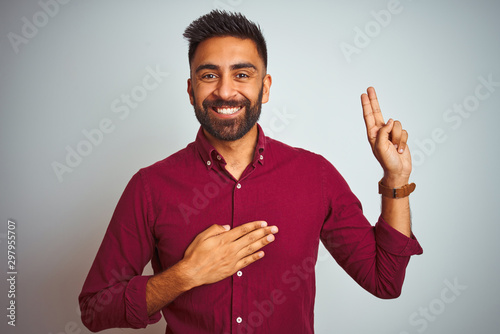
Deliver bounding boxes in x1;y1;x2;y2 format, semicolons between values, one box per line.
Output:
202;98;250;109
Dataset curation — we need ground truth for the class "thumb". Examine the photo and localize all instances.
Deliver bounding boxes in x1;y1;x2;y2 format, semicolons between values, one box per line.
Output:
213;224;231;236
213;224;230;237
197;224;230;241
377;118;394;144
211;224;230;234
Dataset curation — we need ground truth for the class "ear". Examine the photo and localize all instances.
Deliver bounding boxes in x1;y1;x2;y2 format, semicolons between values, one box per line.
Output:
261;74;272;104
187;78;194;105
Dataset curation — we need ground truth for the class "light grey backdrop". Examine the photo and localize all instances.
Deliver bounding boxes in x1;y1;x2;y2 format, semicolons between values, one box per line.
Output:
1;0;499;333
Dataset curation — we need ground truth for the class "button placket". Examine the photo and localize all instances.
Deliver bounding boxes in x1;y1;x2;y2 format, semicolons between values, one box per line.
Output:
232;172;246;332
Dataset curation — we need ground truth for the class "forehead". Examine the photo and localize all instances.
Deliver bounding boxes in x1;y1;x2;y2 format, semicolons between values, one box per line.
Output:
191;36;263;69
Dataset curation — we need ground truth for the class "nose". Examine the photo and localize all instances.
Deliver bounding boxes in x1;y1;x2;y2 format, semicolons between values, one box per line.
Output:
213;74;237;101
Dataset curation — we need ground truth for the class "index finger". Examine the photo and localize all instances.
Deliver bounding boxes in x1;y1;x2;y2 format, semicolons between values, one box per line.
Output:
223;221;268;241
361;93;376;135
365;87;385;127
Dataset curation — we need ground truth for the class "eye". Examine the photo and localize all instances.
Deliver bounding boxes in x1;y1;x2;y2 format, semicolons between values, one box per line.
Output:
201;73;217;80
235;73;249;79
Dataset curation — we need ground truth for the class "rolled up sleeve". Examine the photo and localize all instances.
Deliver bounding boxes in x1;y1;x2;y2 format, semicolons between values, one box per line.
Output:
375;216;423;256
79;170;162;332
320;158;423;299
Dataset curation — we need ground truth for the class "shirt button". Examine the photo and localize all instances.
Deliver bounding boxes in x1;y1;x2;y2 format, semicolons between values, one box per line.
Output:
236;317;242;324
236;183;242;189
260;155;264;160
206;160;211;166
217;155;222;160
237;271;243;277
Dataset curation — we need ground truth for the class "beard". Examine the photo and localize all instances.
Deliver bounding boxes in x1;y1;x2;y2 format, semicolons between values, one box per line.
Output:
192;85;263;141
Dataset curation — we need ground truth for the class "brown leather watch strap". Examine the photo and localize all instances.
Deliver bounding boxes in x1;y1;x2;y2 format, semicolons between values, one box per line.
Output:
378;180;416;198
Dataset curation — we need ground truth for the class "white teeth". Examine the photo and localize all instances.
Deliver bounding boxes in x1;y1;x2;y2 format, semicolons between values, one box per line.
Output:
215;107;242;115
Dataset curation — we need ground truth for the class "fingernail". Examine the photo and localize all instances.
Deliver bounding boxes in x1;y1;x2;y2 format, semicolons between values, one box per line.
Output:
261;221;267;227
399;148;404;153
271;226;278;233
394;144;398;149
267;234;275;242
222;225;230;230
259;252;264;258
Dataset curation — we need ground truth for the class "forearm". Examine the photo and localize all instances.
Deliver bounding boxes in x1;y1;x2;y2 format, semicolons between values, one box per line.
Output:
146;260;195;316
380;174;412;238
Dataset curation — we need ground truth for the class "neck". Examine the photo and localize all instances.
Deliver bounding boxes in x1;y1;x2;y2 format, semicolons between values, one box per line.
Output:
203;125;259;180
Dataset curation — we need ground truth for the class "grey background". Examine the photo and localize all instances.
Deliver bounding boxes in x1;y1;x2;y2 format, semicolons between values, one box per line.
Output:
1;0;499;333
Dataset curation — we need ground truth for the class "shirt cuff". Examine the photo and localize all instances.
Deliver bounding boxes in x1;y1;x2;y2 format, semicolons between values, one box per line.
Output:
375;216;423;256
125;275;162;328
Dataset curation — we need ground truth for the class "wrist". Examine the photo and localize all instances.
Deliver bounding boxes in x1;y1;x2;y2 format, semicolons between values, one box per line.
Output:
172;259;198;292
379;175;415;199
381;173;410;188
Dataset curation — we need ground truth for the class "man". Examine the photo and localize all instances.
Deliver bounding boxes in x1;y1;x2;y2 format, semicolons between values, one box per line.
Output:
79;10;422;334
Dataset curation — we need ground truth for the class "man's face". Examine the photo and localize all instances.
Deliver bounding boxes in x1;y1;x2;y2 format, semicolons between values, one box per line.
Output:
187;36;272;141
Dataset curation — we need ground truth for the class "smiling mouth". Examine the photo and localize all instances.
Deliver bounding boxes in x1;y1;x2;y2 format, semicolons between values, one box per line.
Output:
212;106;242;115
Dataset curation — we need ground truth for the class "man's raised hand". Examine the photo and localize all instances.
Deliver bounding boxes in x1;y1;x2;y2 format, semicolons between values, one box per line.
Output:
361;87;412;186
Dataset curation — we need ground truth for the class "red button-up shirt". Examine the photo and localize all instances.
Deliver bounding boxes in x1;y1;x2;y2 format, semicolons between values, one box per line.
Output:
79;125;422;333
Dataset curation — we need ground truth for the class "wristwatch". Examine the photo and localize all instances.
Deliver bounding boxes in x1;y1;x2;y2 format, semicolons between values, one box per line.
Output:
378;180;416;198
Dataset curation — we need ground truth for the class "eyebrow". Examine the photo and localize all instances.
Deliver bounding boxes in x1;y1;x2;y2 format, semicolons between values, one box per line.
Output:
231;63;257;71
195;62;257;73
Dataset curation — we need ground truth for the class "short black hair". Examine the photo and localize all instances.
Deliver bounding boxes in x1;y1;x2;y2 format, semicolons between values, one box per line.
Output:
183;10;267;70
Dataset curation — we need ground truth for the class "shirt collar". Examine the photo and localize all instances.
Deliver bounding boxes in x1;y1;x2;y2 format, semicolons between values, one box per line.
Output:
253;124;266;166
195;124;267;170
